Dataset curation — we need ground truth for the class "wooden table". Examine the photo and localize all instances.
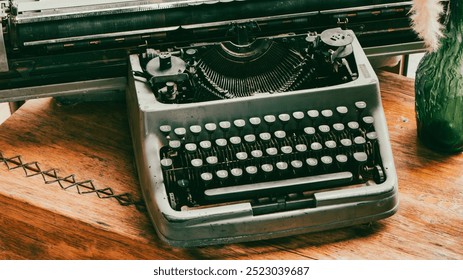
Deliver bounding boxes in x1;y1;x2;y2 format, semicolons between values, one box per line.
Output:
1;72;462;259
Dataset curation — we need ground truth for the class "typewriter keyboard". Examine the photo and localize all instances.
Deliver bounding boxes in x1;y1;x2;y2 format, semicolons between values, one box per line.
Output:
158;101;386;211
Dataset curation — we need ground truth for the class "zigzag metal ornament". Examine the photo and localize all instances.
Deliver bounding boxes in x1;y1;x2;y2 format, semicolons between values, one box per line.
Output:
0;151;144;208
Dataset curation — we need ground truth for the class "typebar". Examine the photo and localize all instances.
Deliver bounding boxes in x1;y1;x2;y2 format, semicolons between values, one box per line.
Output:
204;171;353;201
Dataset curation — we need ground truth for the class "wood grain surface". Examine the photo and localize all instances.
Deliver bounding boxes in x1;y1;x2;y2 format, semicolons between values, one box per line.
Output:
0;71;462;259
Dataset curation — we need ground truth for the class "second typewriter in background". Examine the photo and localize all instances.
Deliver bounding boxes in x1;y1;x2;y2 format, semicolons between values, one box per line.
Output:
127;19;399;246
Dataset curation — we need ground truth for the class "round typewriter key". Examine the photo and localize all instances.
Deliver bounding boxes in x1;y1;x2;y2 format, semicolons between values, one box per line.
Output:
340;138;352;147
185;143;197;153
215;138;228;148
281;146;293;154
266;147;278;156
333;123;345;133
278;113;291;124
321;156;333;166
321;109;333;118
291;160;304;170
191;158;203;168
325;140;337;149
189;125;202;136
292;111;305;121
216;170;229;182
354;136;366;145
274;130;286;141
174;127;186;138
231;168;243;179
245;166;258;176
310;142;323;151
336;154;348;164
233;119;246;129
307;110;319;119
205;123;217;134
353;152;368;163
160;158;173;169
200;172;213;185
318;125;330;134
251;150;263;158
362;116;374;124
276;162;289;172
347;121;360;131
168;140;181;151
355;101;367;110
264;115;276;126
219;121;231;130
306;158;318;168
236;152;248;161
206;156;218;165
366;131;378;141
321;156;333;170
199;140;212;151
295;144;308;153
249;117;262;127
261;164;274;173
303;127;316;137
336;106;349;116
259;132;271;142
230;136;242;146
362;116;375;130
244;134;256;144
159;125;172;137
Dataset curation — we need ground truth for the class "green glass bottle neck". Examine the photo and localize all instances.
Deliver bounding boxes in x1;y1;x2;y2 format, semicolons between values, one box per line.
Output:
447;0;463;32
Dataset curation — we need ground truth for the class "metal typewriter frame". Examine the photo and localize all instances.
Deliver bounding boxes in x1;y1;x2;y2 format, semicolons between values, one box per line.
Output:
126;30;398;247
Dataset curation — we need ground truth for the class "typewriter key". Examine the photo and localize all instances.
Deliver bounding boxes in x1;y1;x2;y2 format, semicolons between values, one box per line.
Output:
281;146;293;154
263;115;276;127
340;138;353;148
206;156;218;166
306;158;318;169
307;110;319;124
174;127;186;138
205;123;217;136
189;125;202;137
265;147;278;156
185;143;198;154
251;150;263;158
159;125;172;138
236;152;248;161
160;158;173;170
244;134;256;144
199;140;212;151
310;142;323;151
191;158;203;168
321;109;333;119
325;140;337;150
259;132;271;143
290;160;304;171
230;136;242;146
200;172;213;186
336;106;349;118
295;144;308;153
274;130;286;142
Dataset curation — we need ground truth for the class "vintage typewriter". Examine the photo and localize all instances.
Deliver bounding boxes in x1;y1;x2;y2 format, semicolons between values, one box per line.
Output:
0;0;421;247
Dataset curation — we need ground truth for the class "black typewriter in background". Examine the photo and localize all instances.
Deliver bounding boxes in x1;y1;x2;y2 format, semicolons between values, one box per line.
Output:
0;0;407;247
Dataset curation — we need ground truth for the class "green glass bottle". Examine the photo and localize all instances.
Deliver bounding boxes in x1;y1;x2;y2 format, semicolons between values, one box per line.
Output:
415;0;463;153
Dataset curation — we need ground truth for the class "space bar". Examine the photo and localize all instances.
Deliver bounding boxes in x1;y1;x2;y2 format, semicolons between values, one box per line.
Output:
204;171;353;201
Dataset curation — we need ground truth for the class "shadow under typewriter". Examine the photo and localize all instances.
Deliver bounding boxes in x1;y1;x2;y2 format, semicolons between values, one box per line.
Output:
126;28;398;247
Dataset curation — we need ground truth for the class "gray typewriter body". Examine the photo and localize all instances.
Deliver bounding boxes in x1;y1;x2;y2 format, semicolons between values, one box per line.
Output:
126;29;398;247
